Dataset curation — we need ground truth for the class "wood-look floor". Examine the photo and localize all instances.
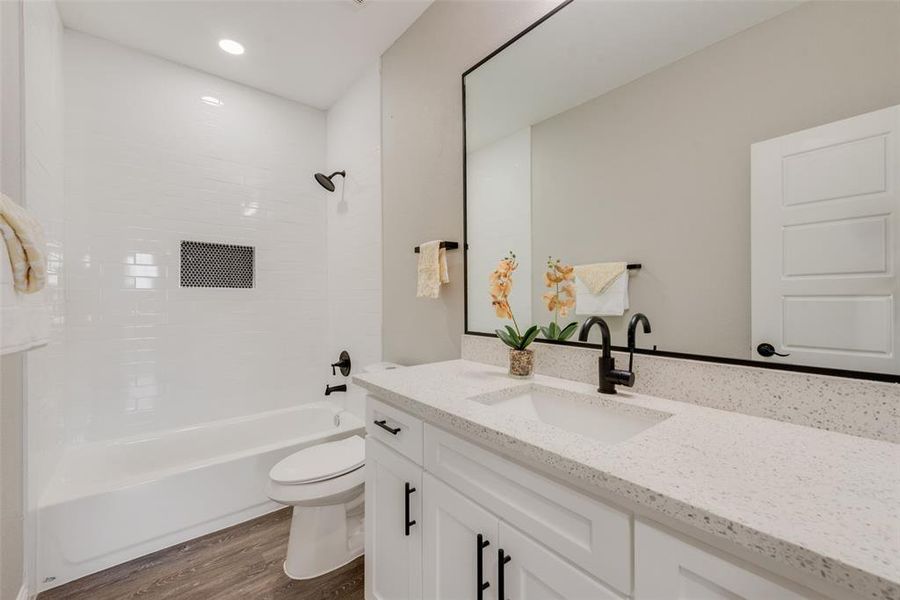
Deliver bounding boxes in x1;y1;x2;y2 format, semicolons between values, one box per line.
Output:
38;508;364;600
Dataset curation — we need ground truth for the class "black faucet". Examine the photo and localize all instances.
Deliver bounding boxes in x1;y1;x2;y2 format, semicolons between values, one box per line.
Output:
330;351;351;376
325;384;347;396
577;316;634;394
627;313;652;372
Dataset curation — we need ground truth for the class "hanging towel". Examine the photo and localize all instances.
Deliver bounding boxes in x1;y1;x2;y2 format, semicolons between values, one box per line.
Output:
0;193;47;294
573;262;626;295
1;237;50;354
575;264;629;316
416;241;449;299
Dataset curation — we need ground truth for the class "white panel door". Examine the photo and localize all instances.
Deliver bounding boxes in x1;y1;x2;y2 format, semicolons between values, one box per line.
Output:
365;438;423;600
751;105;900;374
498;522;626;600
423;473;499;600
634;520;814;600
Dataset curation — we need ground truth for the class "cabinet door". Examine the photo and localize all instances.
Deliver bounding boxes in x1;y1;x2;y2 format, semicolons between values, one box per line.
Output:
635;520;814;599
365;438;423;600
497;522;627;600
423;473;499;600
425;423;632;593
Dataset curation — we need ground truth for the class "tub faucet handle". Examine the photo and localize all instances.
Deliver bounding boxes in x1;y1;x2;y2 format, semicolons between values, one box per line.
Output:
331;350;352;376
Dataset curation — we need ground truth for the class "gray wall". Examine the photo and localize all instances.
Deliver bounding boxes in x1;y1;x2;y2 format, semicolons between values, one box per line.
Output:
530;1;900;358
0;356;24;600
0;1;25;597
381;0;556;364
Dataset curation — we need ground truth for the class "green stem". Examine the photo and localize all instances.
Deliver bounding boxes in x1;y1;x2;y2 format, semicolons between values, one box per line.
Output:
509;308;522;338
554;281;560;327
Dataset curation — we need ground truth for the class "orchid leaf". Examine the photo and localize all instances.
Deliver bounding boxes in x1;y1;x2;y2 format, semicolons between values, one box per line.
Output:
495;329;518;349
519;325;540;349
558;321;579;341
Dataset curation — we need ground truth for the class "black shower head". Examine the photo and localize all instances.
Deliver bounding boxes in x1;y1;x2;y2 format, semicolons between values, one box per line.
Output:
314;170;346;192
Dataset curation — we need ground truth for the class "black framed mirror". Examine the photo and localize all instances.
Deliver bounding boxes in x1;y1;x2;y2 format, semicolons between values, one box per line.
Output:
463;0;900;383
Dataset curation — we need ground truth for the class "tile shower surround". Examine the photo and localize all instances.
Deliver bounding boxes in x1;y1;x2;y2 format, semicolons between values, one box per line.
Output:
60;30;328;444
461;334;900;443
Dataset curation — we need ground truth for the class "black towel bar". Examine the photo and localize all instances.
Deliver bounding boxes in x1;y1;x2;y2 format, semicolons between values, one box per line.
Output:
414;241;459;254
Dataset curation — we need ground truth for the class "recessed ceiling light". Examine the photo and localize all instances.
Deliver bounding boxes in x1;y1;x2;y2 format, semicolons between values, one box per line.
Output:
218;39;245;55
201;96;223;106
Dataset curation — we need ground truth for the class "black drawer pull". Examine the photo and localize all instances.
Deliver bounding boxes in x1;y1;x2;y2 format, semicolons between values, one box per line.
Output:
498;548;511;600
404;482;417;536
373;419;401;435
477;534;490;599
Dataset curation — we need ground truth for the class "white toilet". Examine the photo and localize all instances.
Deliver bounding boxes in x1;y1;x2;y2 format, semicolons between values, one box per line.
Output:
267;435;366;580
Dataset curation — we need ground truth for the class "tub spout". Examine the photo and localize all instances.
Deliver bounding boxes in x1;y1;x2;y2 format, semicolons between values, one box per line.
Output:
325;384;347;396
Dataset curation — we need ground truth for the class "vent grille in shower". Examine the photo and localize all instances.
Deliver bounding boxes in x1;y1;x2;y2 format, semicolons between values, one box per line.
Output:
180;241;255;288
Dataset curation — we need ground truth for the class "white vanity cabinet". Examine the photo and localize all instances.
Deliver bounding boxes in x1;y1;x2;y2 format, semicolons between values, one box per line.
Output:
422;473;625;600
365;436;423;600
499;522;626;599
423;474;499;599
364;395;828;600
634;520;813;600
365;395;629;600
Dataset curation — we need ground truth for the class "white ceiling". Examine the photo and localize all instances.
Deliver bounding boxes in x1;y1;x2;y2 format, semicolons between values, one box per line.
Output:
465;1;799;150
57;0;432;110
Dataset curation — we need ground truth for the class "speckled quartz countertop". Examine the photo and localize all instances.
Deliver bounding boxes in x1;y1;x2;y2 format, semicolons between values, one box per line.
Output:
354;360;900;600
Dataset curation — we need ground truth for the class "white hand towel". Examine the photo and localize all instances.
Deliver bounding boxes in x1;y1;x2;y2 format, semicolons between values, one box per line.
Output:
573;262;626;295
1;240;50;354
416;241;449;299
0;192;47;293
575;270;629;316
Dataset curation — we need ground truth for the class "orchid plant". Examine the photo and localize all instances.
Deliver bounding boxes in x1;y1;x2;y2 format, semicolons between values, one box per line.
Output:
490;252;539;351
540;256;578;341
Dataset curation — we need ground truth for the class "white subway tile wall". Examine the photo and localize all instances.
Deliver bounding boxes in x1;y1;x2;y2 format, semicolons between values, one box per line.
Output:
59;30;329;443
325;62;384;419
23;0;67;502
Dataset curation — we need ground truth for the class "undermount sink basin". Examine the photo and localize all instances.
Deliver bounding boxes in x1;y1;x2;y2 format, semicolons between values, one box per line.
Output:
469;384;670;444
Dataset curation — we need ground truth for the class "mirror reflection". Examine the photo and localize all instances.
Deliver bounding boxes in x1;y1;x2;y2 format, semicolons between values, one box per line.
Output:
465;0;900;376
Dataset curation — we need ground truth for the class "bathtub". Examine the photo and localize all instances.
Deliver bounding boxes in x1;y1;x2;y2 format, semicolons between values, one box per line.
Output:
36;401;364;592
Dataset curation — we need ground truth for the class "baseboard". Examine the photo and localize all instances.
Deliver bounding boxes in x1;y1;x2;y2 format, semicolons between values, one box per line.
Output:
16;583;29;600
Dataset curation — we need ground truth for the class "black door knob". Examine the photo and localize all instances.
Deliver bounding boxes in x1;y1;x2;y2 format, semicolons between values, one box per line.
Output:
757;343;790;358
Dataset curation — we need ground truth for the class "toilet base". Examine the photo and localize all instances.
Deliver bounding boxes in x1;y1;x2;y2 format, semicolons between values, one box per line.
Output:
283;495;365;580
283;550;363;581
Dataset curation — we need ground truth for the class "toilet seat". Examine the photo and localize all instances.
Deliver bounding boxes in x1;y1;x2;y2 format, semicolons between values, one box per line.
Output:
270;436;365;485
267;435;366;506
267;463;365;505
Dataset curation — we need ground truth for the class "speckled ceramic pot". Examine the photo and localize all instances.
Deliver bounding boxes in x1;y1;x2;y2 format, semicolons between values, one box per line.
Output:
508;349;534;378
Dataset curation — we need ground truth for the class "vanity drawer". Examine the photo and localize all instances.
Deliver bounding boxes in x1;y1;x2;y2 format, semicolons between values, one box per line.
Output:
424;424;632;595
366;396;424;465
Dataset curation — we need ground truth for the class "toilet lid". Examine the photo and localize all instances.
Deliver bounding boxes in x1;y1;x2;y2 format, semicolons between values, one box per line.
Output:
270;436;365;485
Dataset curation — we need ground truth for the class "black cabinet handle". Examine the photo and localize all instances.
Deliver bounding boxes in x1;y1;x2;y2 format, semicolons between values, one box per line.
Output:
404;483;416;536
757;343;790;358
373;419;401;435
498;549;511;600
476;534;490;599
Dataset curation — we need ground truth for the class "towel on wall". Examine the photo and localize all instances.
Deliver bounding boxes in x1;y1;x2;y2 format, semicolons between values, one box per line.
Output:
575;263;629;316
1;235;50;354
0;193;47;294
573;262;626;295
416;240;450;299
